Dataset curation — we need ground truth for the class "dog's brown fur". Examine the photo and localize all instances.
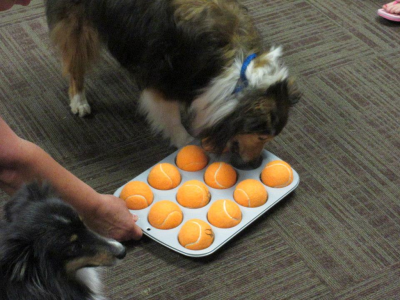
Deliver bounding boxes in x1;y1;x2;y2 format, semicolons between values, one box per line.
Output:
49;3;100;107
46;0;300;167
172;0;261;58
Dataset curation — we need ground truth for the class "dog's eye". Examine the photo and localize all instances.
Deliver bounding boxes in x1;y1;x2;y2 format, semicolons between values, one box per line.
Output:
231;141;239;153
71;242;83;252
66;242;83;256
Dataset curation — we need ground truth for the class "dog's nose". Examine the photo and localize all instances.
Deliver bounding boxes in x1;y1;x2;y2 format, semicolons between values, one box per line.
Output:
108;240;127;259
230;154;262;170
116;247;126;260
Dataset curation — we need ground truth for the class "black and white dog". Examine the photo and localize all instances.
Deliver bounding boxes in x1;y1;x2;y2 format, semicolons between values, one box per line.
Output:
0;183;126;300
45;0;301;169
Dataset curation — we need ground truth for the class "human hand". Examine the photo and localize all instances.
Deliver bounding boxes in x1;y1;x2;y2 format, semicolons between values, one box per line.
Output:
0;0;30;11
82;194;143;242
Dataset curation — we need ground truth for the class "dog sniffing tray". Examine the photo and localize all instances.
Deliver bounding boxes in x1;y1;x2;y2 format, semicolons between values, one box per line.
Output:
114;148;299;257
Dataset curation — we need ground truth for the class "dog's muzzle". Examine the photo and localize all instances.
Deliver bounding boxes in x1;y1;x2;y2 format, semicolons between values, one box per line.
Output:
230;153;263;170
107;239;126;260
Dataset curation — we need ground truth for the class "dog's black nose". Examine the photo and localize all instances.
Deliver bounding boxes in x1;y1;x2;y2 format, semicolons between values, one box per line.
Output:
116;247;126;259
108;240;127;259
230;154;262;170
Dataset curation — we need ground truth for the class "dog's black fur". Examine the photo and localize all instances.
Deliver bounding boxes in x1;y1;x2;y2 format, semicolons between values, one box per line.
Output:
0;183;126;300
94;0;226;103
45;0;301;168
46;0;227;103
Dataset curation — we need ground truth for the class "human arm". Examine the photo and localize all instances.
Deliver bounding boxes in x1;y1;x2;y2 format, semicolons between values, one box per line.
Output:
0;117;142;241
0;0;30;11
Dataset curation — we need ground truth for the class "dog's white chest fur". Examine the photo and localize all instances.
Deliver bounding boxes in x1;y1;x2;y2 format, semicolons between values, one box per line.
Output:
76;268;106;300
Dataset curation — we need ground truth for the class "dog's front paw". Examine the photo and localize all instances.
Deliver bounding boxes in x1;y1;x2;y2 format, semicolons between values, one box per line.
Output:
71;103;91;117
70;93;91;117
170;131;194;148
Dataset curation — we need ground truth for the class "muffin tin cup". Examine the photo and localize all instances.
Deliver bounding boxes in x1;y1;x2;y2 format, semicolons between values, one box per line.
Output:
114;149;299;257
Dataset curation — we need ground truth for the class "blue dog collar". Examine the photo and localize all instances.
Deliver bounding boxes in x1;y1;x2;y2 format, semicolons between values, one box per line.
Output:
233;53;257;94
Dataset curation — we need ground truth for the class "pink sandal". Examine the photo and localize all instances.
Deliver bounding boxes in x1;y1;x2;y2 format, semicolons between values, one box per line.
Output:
378;0;400;22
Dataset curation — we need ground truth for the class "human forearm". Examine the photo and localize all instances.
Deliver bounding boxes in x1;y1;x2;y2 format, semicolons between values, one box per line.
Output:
24;140;100;214
1;138;99;215
0;117;142;241
11;140;142;240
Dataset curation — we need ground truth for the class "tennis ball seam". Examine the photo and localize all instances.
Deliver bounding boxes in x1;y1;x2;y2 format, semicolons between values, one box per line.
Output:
125;194;149;205
183;221;202;248
264;163;293;187
159;210;182;227
159;164;173;188
184;184;207;205
236;188;251;207
223;200;240;220
214;163;227;188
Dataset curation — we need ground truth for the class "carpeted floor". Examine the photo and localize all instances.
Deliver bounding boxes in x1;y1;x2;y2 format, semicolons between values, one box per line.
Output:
1;0;399;299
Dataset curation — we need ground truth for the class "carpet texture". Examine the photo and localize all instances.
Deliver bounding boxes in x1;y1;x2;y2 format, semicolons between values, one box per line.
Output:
1;1;399;299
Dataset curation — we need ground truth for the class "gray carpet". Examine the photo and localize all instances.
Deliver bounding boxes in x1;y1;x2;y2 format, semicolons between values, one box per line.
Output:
1;0;399;299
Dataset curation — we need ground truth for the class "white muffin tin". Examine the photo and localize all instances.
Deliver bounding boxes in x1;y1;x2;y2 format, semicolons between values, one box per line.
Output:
114;148;299;257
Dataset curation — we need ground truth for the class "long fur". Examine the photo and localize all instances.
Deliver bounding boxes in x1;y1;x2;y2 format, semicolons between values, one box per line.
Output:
0;183;126;300
45;0;301;167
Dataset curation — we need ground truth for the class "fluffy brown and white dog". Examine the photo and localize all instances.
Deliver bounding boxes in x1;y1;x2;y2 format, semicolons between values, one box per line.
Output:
45;0;301;168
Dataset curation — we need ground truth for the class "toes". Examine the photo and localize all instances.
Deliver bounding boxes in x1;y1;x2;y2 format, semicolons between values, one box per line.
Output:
170;131;194;148
173;136;194;148
70;102;91;117
70;93;91;117
383;1;400;14
383;2;392;11
77;104;91;117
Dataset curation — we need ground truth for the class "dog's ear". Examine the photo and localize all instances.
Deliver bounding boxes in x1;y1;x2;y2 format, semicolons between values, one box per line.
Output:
5;182;52;222
265;80;288;98
246;46;288;89
261;45;283;61
265;79;301;108
287;77;301;106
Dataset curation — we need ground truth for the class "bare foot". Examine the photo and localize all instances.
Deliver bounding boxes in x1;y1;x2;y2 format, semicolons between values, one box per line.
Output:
383;1;400;14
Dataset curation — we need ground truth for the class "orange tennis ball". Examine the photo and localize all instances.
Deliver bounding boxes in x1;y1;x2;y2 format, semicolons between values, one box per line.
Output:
204;162;237;189
119;181;154;210
261;160;293;188
176;180;211;208
178;219;214;250
148;163;181;190
207;199;242;228
176;145;208;171
148;200;183;229
233;179;268;207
